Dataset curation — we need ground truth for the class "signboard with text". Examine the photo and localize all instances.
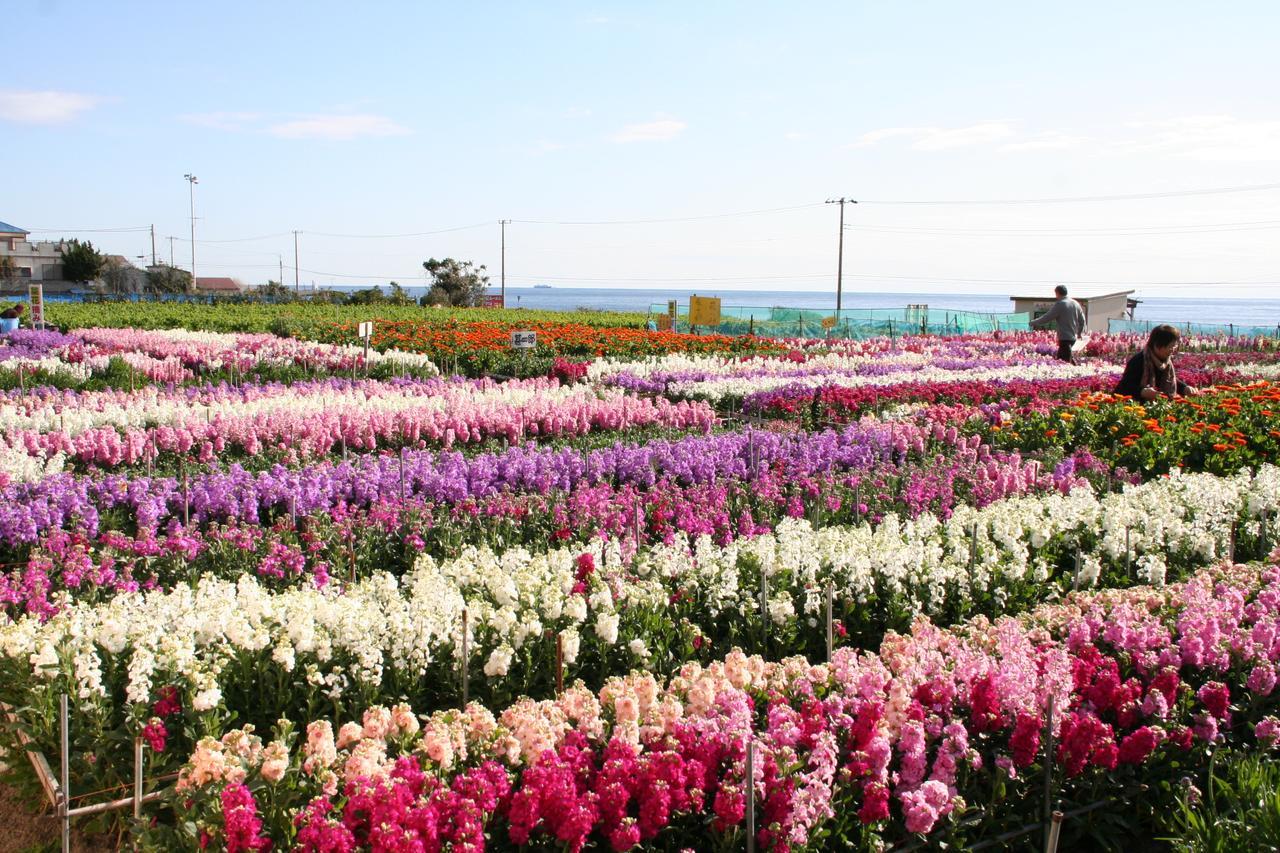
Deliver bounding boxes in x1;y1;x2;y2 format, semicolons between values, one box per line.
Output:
357;321;374;339
483;295;505;308
510;330;537;349
27;284;43;329
688;295;721;327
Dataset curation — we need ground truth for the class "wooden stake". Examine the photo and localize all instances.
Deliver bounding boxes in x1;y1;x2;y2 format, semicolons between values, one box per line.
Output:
461;608;470;707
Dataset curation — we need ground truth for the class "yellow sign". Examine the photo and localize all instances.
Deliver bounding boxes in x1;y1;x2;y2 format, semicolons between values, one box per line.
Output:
667;300;677;320
821;316;837;330
688;295;721;327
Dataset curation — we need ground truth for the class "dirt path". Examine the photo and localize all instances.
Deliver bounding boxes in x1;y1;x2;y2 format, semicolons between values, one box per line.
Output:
0;785;117;853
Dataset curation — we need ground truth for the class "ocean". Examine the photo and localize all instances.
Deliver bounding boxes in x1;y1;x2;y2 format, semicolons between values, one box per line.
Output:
332;285;1280;328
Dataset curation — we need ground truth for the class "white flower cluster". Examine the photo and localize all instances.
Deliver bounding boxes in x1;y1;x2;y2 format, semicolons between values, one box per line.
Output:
0;444;66;485
0;356;95;384
3;466;1275;718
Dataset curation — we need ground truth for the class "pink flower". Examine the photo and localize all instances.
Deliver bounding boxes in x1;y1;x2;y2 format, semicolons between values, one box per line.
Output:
1197;682;1231;720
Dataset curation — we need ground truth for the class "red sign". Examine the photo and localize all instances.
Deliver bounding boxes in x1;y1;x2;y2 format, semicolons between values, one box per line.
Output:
483;295;505;308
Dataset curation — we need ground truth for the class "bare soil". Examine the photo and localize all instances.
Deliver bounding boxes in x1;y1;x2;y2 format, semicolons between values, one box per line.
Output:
0;785;117;853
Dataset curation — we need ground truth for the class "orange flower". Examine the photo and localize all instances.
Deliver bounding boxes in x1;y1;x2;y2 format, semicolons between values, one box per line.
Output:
1044;429;1058;438
1212;443;1230;452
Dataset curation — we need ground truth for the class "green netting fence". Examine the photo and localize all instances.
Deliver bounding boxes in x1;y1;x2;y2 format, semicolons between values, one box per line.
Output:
1109;319;1280;338
648;303;1032;340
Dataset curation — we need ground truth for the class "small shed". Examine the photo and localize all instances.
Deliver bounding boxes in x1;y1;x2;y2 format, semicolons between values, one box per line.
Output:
1010;289;1136;335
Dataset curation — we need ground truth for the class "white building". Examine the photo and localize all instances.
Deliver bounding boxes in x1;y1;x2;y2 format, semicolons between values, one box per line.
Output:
1010;288;1138;335
0;220;67;283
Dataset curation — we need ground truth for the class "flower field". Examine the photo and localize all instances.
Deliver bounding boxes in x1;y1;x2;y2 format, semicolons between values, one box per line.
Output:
0;320;1278;851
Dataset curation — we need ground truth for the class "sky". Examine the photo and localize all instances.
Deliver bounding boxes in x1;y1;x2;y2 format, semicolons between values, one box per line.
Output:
2;0;1279;301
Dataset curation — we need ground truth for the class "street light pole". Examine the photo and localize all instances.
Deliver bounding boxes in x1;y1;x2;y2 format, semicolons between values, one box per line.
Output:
293;230;300;295
184;174;198;289
824;197;857;312
499;219;511;307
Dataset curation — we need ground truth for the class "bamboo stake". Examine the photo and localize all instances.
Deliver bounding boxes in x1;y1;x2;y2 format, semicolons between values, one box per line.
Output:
825;582;834;662
59;694;70;853
745;738;756;853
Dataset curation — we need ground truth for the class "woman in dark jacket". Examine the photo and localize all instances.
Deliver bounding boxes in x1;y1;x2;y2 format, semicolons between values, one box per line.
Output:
1115;324;1193;401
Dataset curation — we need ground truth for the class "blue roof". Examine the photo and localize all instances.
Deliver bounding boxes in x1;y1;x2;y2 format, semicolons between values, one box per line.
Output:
0;221;28;234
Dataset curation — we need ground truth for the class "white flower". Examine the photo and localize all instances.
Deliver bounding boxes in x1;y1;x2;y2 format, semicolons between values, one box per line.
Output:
483;645;514;678
595;612;620;645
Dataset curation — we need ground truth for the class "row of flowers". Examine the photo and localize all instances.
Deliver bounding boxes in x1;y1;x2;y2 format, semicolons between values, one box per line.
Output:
0;424;1108;617
4;465;1275;802
0;376;714;477
153;558;1280;850
0;327;440;387
982;381;1280;477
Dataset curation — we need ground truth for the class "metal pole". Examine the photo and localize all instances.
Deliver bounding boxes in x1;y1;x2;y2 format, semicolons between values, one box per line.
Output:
461;607;469;707
1045;811;1064;853
133;738;144;820
825;582;834;661
1043;693;1056;825
293;231;300;294
184;174;198;288
59;693;70;853
745;739;756;853
150;224;156;266
555;633;564;694
499;219;511;307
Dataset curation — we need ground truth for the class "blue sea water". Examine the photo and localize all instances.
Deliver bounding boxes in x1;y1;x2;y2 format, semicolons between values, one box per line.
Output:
331;285;1280;328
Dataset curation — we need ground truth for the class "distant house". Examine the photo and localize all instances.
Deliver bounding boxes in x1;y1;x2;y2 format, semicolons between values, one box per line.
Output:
0;220;69;285
195;276;244;295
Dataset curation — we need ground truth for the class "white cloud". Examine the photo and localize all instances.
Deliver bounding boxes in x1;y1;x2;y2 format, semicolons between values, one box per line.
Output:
0;90;103;124
1114;115;1280;162
611;118;687;143
267;113;411;140
854;121;1017;151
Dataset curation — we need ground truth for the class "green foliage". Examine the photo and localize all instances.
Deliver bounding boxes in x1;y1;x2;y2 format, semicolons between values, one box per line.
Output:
421;257;489;307
47;300;646;333
1163;752;1280;852
58;239;105;283
144;265;194;295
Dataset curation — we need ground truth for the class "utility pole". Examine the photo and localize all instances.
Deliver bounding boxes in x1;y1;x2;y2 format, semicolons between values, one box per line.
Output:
499;219;511;307
292;230;301;294
279;255;284;288
184;174;199;287
168;236;175;268
150;224;156;266
824;197;857;312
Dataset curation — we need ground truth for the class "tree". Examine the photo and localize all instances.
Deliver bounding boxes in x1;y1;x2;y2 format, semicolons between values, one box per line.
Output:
146;264;194;295
59;239;105;283
254;280;295;302
98;256;135;295
0;256;17;290
421;258;488;307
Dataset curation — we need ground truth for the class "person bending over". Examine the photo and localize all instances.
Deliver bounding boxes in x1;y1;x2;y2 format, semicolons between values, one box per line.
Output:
1115;324;1193;401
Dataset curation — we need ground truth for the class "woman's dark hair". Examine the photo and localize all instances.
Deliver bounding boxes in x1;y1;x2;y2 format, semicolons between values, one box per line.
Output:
1149;324;1180;348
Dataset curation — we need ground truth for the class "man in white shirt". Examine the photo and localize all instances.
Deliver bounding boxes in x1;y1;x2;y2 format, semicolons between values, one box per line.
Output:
1030;285;1087;364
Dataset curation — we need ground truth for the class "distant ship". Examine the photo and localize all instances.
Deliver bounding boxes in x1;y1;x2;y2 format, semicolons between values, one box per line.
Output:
533;284;553;289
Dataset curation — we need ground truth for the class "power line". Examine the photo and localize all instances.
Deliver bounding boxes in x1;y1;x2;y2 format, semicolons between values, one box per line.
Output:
302;223;491;239
846;220;1280;237
24;226;151;233
857;181;1280;205
512;202;824;226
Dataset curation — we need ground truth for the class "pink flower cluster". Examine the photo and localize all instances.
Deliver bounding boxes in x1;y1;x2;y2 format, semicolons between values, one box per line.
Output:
171;561;1280;850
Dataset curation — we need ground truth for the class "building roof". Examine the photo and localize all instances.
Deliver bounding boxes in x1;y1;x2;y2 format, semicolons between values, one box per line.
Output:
0;221;29;235
194;276;243;292
1010;289;1135;301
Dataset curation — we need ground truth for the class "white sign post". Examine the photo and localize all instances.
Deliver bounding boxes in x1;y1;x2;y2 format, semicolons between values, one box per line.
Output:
358;321;374;367
510;330;537;350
